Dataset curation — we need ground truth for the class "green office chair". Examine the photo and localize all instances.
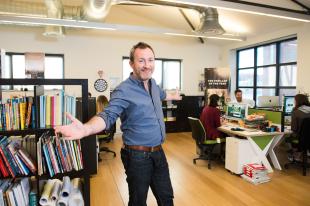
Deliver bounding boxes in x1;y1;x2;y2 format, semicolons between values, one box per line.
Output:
97;124;116;161
284;117;310;176
188;117;225;169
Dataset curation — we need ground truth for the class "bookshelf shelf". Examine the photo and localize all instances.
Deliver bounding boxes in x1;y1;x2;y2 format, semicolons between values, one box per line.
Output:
38;169;86;179
0;78;95;206
162;96;205;133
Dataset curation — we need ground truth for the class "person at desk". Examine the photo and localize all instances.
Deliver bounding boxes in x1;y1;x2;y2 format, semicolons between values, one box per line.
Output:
233;89;255;108
200;94;225;139
289;94;310;160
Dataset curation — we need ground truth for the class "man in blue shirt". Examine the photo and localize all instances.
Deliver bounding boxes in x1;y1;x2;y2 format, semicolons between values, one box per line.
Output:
55;42;181;206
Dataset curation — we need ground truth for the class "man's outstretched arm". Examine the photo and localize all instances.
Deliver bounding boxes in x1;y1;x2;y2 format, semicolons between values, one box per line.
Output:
54;113;106;140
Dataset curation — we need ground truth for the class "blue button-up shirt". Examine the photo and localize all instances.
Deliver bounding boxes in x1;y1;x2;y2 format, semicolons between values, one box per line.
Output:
97;75;166;147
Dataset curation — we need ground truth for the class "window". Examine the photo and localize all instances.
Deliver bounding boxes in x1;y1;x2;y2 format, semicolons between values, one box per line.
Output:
237;38;297;104
122;57;181;90
2;53;64;90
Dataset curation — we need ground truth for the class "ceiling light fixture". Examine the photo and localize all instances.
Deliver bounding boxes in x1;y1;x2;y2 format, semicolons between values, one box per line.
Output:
164;32;244;41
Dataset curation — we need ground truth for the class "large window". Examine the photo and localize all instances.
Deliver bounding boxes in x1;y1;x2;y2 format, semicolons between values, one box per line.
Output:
123;57;181;90
2;53;64;90
237;38;297;105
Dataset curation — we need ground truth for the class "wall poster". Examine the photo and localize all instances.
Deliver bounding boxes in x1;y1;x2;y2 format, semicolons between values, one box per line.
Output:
204;67;230;106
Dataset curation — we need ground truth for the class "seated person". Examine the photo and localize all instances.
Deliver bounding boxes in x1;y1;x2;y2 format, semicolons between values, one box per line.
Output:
232;89;255;108
97;95;108;114
96;95;116;135
289;94;310;160
96;95;116;159
200;94;225;140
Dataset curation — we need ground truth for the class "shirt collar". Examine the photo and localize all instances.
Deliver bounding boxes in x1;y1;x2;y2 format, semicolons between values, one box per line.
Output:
129;73;152;86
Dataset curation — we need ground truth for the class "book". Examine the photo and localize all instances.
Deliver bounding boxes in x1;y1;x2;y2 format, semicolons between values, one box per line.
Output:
17;148;37;174
241;174;270;185
25;97;33;129
19;102;27;130
29;178;38;206
243;163;268;178
19;178;31;206
0;179;12;206
0;152;9;177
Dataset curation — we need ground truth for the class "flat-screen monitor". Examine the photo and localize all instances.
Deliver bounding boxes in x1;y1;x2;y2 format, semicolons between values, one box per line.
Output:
226;103;248;120
283;96;295;115
257;96;280;108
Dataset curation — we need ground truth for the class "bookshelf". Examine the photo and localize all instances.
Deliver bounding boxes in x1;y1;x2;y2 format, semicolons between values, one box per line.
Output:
162;96;204;133
0;78;96;206
162;100;179;133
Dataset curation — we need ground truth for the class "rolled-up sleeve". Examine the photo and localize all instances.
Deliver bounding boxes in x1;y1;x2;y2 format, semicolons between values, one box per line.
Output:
97;88;129;130
158;85;166;101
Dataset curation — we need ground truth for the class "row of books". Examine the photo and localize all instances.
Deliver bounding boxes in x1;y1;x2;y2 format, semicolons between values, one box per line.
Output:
0;93;77;131
0;136;37;178
241;163;270;185
0;177;36;206
0;97;34;131
39;176;84;206
38;93;76;128
38;133;84;177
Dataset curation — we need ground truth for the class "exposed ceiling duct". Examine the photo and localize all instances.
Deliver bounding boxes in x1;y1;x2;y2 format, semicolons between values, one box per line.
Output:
195;7;225;35
1;0;223;36
120;0;225;35
82;0;113;20
43;0;65;37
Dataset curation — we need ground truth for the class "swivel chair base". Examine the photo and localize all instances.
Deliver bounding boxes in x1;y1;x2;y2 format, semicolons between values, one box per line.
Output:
98;147;116;162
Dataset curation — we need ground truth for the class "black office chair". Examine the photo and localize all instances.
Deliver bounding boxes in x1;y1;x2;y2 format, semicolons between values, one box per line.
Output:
188;117;225;169
97;124;116;161
285;117;310;176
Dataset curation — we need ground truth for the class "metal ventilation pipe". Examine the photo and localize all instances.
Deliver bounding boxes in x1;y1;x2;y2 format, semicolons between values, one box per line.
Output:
121;0;225;35
195;7;225;35
82;0;113;20
43;0;64;37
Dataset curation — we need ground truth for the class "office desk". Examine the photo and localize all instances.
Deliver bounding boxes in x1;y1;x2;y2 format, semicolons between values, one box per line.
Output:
218;124;285;173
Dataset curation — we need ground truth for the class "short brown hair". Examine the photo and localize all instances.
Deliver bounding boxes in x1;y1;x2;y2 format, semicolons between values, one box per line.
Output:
129;42;155;62
294;94;310;110
234;89;242;95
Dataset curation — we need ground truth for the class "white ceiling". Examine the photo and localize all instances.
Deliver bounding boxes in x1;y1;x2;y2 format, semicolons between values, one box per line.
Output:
1;0;309;44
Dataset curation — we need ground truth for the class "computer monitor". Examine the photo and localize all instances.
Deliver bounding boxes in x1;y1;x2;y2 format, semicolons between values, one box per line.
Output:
226;103;248;120
257;96;280;108
283;96;295;115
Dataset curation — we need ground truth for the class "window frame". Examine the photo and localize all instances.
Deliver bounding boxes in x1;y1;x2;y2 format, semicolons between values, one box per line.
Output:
3;52;64;90
236;37;297;104
122;56;182;90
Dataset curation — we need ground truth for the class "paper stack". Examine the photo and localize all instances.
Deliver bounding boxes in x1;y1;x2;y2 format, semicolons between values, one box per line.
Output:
241;163;270;185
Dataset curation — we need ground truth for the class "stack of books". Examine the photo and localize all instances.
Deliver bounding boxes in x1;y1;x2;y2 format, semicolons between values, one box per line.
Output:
241;163;270;185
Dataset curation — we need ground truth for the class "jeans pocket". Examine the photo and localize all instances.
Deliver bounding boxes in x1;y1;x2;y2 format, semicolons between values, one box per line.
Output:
129;150;149;162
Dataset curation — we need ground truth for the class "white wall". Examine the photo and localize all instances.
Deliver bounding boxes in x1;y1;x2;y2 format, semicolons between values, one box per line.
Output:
297;23;310;95
0;26;222;97
220;23;310;96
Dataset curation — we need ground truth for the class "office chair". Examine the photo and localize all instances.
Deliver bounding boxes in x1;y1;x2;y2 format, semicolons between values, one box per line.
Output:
97;124;116;161
284;117;310;176
188;117;225;169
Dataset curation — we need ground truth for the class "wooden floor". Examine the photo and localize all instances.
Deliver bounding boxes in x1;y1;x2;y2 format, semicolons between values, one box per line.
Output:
90;132;310;206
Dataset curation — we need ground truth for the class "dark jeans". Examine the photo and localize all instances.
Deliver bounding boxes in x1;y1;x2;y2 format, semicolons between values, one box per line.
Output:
120;147;174;206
